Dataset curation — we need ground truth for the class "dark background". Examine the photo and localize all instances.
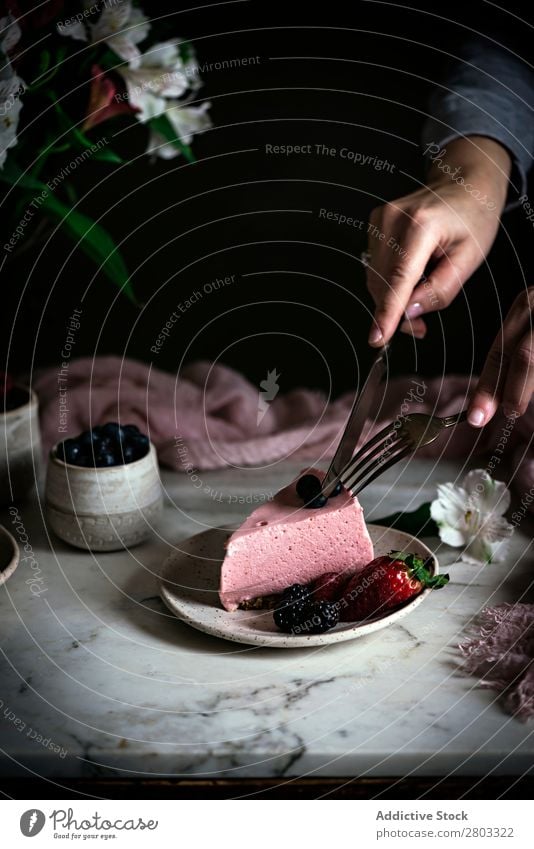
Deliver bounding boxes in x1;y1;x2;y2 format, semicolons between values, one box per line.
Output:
3;0;533;396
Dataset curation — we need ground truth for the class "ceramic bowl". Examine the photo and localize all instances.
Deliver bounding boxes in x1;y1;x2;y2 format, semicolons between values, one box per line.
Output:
0;386;41;506
0;524;20;586
45;442;163;551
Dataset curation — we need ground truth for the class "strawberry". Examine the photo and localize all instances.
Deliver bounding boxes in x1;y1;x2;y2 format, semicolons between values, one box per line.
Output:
310;571;350;603
338;550;449;622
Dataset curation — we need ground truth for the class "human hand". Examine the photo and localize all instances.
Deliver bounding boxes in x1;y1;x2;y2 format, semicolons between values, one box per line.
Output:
468;288;534;426
366;136;512;345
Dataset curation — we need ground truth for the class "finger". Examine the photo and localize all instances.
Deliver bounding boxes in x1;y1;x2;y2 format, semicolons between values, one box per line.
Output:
403;243;480;320
468;292;533;426
503;332;534;417
400;317;427;338
368;225;437;346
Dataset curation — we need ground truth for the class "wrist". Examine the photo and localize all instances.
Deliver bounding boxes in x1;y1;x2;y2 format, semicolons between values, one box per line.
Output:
427;136;511;211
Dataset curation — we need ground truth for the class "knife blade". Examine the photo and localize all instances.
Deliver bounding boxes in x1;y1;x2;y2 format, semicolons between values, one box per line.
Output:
321;342;390;497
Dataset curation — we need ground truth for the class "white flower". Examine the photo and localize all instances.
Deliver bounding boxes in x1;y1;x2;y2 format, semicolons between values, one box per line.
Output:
119;40;191;123
0;15;25;169
58;0;150;67
147;102;212;159
430;469;513;565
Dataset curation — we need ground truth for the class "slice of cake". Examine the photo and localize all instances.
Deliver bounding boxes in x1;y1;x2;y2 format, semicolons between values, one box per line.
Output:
219;468;374;611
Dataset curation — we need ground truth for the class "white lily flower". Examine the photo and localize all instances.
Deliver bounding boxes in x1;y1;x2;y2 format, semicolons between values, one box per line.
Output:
146;102;212;158
58;0;150;67
430;469;513;565
0;15;25;169
119;40;191;123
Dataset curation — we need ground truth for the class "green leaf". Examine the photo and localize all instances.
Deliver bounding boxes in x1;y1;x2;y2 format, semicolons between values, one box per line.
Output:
91;146;123;164
0;162;135;303
375;502;439;537
149;114;196;163
27;46;68;91
48;99;123;162
42;192;136;303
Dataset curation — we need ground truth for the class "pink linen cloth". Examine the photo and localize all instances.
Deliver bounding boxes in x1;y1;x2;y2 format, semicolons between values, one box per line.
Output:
34;355;534;484
34;356;534;719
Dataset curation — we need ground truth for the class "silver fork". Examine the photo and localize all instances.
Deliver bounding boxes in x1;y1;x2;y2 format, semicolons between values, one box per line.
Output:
339;409;469;495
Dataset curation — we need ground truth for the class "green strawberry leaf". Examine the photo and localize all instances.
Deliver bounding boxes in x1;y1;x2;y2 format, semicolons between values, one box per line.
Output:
388;550;449;589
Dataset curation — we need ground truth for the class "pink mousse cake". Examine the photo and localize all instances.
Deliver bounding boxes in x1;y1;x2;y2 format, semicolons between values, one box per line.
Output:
219;469;374;611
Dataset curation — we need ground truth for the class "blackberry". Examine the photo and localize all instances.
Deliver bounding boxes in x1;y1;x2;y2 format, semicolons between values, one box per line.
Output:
281;583;310;603
273;598;308;633
297;601;339;634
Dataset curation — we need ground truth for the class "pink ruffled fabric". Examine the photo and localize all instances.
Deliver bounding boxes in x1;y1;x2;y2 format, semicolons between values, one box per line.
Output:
34;357;534;498
459;604;534;721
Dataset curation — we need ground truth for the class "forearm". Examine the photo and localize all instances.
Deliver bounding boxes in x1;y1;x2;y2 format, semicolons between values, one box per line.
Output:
422;43;534;206
425;135;512;213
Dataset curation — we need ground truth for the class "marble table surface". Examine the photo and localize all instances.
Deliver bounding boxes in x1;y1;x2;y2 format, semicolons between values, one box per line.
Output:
1;458;533;783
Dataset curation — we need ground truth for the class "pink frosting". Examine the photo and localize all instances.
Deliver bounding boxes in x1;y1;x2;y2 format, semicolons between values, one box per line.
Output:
219;469;374;611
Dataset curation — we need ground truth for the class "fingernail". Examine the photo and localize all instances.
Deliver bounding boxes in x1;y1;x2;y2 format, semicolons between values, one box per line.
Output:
468;407;486;427
368;327;383;345
405;302;423;320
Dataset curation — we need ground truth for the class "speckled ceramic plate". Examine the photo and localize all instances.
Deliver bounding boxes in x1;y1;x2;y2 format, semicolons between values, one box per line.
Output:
158;524;440;647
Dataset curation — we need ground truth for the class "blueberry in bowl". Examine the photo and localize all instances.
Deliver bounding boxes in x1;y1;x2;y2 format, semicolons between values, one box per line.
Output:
54;422;150;468
45;423;162;552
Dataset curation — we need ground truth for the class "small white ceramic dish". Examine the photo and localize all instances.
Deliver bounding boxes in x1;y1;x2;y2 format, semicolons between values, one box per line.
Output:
0;385;41;506
158;524;440;647
0;524;20;586
45;443;163;552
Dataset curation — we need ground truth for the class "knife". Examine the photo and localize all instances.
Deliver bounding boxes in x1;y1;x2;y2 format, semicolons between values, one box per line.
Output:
321;342;390;497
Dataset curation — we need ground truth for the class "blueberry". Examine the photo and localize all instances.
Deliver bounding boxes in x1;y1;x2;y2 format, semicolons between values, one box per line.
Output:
76;453;93;467
59;438;82;464
55;442;66;462
130;433;149;459
95;451;116;467
123;424;140;437
117;443;136;464
307;493;328;509
296;473;322;503
97;437;113;454
330;481;342;497
78;430;94;448
103;422;125;441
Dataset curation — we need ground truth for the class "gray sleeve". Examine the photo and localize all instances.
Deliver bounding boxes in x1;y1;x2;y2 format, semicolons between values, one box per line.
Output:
421;42;534;209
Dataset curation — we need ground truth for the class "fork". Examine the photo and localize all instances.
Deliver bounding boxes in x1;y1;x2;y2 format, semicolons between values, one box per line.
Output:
338;409;469;495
